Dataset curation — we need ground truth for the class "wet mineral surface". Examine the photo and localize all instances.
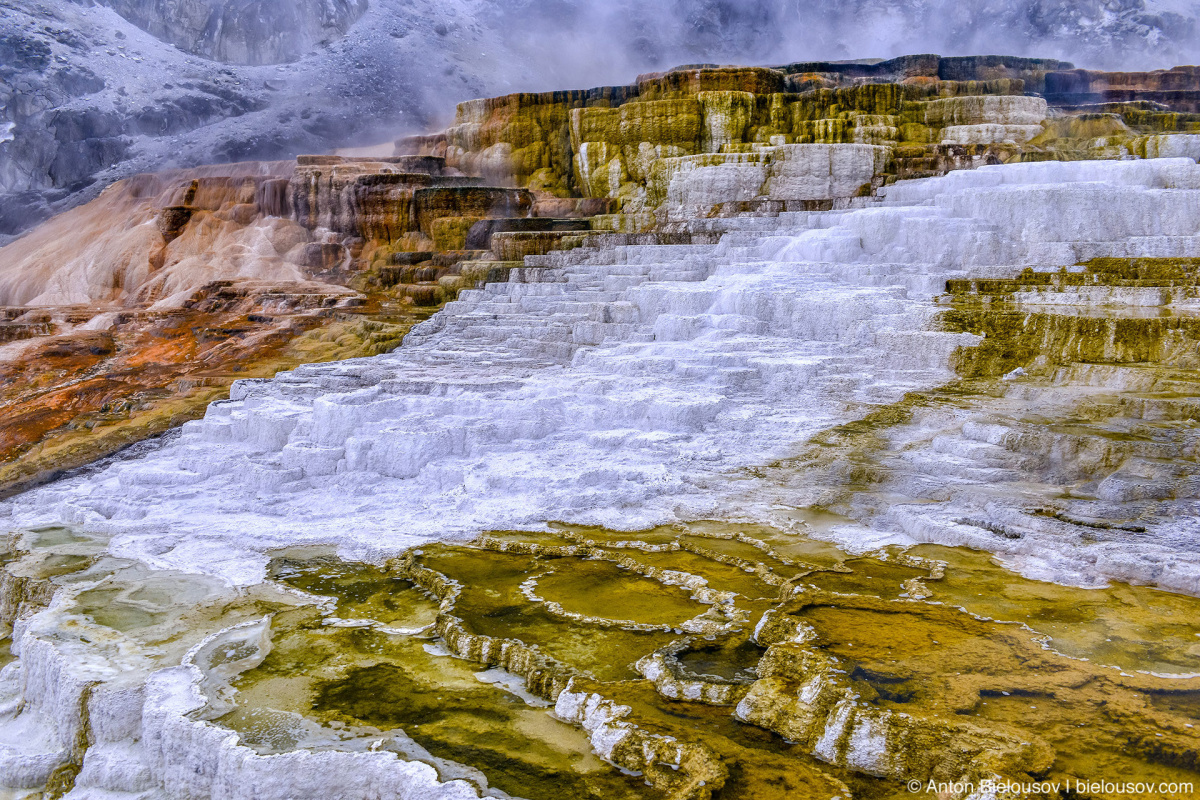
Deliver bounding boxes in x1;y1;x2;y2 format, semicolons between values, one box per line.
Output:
7;520;1192;800
196;524;1200;799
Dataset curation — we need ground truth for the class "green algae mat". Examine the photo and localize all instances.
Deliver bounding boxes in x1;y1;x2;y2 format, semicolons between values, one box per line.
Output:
3;521;1197;800
229;525;1198;799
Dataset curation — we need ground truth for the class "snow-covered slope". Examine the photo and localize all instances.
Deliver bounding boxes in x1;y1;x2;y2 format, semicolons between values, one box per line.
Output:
92;0;370;65
4;0;1200;239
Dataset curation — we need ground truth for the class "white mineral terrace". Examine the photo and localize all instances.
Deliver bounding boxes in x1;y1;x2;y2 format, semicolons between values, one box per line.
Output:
6;158;1200;591
6;155;1200;799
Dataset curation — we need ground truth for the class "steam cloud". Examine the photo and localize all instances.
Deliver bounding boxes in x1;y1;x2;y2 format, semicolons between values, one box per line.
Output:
3;0;1199;240
480;0;1200;94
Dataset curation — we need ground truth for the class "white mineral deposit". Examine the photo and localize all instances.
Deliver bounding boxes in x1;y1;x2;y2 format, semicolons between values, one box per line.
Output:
3;10;1200;798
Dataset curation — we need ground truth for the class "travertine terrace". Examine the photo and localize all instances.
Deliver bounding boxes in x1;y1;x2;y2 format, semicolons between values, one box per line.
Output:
2;56;1200;800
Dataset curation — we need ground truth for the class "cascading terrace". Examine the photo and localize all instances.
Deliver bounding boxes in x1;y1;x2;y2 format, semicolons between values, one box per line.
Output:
8;158;1200;588
4;62;1200;800
2;521;1198;800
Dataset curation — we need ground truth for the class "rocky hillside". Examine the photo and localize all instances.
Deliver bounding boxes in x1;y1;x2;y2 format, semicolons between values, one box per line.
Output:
7;54;1200;493
3;0;1200;241
400;55;1200;228
94;0;369;65
4;53;1200;800
0;151;544;492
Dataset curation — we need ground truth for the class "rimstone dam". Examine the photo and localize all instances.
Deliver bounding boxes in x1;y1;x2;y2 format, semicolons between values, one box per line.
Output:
4;50;1200;800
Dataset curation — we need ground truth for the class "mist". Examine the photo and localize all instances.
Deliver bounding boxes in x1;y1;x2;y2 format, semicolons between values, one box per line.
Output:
4;0;1200;241
479;0;1200;95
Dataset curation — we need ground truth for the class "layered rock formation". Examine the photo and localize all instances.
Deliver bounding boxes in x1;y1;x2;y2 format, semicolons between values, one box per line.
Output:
0;144;588;492
6;1;1200;241
11;153;1200;591
5;57;1200;800
399;56;1200;230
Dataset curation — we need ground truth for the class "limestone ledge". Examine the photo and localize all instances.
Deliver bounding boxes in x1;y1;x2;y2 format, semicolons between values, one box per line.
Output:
397;58;1200;228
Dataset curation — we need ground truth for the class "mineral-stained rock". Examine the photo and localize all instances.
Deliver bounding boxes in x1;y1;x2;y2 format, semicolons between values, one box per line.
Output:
389;250;435;266
285;156;536;261
921;95;1047;127
1045;66;1200;111
463;217;590;250
777;54;1074;94
0;149;493;490
297;242;347;271
9;52;1200;800
1135;133;1200;160
0;161;296;307
398;59;1200;227
290;158;438;236
155;205;193;242
737;591;1063;782
638;66;788;100
411;186;534;237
